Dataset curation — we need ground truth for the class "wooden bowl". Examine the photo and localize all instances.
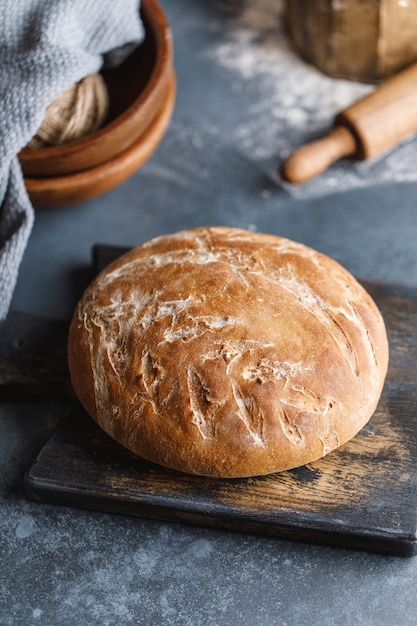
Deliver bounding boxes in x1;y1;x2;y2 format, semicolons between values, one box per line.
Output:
20;0;175;207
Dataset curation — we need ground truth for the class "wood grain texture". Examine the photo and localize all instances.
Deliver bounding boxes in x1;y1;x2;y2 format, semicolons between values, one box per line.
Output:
286;0;417;83
0;311;72;398
280;60;417;183
25;279;417;556
280;126;356;183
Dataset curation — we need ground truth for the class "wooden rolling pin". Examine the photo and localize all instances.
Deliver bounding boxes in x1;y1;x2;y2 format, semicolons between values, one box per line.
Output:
280;61;417;184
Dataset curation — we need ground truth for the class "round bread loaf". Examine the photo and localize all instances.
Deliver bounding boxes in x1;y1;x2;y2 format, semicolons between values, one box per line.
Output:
68;227;389;478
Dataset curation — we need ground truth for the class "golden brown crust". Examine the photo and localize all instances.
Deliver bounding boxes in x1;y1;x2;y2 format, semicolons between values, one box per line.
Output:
67;227;389;478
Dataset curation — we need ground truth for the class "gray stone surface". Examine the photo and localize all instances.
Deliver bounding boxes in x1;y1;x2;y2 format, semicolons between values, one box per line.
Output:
2;0;417;624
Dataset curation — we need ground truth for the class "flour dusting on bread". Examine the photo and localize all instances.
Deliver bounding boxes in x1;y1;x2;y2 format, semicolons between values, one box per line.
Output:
68;227;389;477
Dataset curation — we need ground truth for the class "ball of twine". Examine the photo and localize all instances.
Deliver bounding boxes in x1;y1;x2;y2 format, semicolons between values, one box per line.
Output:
26;73;109;150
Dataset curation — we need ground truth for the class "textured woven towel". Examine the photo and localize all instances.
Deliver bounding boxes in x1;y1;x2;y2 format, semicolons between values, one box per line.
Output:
0;0;144;319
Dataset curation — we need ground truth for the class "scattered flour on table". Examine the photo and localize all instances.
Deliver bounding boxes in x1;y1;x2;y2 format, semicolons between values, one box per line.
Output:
206;0;417;197
15;514;37;539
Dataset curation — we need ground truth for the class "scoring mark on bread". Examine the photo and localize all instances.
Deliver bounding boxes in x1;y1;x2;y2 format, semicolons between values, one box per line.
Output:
187;365;225;440
257;260;361;377
79;294;145;416
202;340;274;374
232;383;266;447
163;316;234;344
132;292;237;345
242;358;306;383
140;350;168;414
139;295;194;333
278;408;303;446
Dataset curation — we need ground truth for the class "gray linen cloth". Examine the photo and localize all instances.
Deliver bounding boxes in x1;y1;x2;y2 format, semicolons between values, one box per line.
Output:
0;0;144;319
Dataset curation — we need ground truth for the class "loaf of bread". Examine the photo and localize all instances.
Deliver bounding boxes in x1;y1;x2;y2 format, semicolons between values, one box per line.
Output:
68;227;389;478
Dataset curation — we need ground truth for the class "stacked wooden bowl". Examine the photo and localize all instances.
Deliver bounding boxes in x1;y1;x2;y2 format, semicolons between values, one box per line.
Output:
19;0;175;208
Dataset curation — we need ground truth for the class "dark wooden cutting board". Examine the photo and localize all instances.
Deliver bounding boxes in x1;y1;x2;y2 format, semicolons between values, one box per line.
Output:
25;278;417;556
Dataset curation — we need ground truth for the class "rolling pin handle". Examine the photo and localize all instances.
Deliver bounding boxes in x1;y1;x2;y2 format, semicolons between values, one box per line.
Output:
280;125;357;184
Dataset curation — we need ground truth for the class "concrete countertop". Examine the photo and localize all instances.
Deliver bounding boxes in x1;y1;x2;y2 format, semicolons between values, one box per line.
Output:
2;0;417;624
